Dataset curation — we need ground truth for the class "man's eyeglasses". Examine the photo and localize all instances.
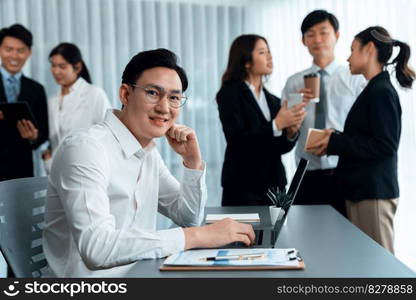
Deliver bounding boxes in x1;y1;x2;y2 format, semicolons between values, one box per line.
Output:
129;84;187;108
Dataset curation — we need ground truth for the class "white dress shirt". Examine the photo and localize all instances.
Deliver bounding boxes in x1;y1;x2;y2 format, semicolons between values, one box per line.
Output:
45;77;111;171
245;81;282;137
43;109;207;277
281;60;366;170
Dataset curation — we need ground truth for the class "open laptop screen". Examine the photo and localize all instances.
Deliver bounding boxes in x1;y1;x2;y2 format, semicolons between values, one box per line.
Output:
287;158;309;204
217;159;309;249
271;158;309;242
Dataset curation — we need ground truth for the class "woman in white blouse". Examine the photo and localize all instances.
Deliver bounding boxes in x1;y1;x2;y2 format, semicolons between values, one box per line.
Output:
43;43;111;172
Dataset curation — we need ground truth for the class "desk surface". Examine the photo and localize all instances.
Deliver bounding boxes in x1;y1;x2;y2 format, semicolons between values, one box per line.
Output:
125;205;415;277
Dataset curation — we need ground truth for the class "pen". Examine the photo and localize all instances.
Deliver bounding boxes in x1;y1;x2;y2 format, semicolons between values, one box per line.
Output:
200;253;266;261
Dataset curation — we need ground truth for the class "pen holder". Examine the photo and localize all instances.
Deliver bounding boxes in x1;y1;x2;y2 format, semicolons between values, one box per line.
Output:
269;206;287;226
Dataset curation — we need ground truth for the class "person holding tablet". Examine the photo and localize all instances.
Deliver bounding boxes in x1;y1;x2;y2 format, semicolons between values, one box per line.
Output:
0;24;48;181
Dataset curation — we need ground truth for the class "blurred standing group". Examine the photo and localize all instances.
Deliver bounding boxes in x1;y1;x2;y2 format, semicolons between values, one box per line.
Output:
0;24;111;181
217;10;414;254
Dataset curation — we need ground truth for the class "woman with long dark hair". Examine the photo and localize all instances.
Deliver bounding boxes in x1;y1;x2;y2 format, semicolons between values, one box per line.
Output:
43;43;111;172
216;34;306;206
308;26;415;253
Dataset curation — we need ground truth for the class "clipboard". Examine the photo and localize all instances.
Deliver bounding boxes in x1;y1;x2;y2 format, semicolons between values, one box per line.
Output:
0;102;39;128
160;248;305;271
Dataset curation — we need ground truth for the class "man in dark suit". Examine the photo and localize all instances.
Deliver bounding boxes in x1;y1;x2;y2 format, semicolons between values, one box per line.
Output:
0;24;48;181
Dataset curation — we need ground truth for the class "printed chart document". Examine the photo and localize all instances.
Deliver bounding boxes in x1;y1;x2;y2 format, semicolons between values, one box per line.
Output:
205;213;260;223
160;248;304;271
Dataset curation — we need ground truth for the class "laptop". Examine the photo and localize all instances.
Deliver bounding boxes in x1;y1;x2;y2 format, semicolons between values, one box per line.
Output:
225;158;309;248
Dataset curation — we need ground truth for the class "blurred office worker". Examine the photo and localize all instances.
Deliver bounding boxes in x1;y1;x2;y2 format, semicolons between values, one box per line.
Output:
0;24;48;181
42;43;111;172
281;10;365;216
216;34;306;206
308;26;415;253
43;49;255;277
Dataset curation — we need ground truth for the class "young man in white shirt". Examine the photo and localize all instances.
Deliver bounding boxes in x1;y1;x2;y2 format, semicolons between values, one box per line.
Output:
43;49;255;277
281;10;365;216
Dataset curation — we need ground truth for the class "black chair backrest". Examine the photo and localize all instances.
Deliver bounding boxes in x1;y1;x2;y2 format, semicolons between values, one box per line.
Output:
0;177;48;278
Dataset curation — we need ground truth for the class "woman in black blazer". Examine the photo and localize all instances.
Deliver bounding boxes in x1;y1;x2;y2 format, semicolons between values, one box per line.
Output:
308;26;415;253
216;34;306;206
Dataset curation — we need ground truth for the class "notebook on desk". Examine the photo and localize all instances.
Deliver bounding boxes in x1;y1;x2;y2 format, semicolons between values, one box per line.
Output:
225;158;309;249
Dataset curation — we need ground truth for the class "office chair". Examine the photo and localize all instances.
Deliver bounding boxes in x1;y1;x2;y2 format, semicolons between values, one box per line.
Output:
0;177;49;278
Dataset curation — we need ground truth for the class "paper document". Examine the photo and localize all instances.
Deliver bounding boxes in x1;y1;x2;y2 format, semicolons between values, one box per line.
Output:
205;213;260;223
304;128;326;152
163;248;300;267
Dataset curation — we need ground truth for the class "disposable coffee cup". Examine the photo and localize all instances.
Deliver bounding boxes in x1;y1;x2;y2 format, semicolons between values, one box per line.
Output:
303;73;320;103
287;93;303;108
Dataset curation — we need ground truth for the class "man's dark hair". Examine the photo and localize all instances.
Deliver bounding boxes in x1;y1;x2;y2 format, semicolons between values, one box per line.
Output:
0;24;33;48
301;10;339;36
122;48;188;91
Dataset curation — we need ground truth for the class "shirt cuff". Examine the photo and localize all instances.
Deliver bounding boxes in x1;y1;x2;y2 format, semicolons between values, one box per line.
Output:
272;121;283;137
182;161;206;185
286;130;299;142
158;227;185;257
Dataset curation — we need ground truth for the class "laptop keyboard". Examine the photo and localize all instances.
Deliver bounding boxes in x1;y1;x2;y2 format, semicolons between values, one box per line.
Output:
226;229;263;248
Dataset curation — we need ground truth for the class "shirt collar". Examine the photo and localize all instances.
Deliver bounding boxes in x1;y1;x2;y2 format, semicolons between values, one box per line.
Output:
311;59;339;75
0;65;23;81
104;109;155;159
61;77;85;96
245;80;262;89
244;81;264;98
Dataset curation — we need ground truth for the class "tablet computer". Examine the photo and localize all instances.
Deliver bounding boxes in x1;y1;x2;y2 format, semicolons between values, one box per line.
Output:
0;102;39;128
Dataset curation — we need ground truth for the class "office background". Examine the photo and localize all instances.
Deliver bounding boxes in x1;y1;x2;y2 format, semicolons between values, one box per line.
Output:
0;0;415;273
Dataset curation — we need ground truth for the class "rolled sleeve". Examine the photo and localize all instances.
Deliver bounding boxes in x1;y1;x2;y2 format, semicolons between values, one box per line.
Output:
182;161;207;225
158;227;185;256
158;159;207;227
182;161;206;185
